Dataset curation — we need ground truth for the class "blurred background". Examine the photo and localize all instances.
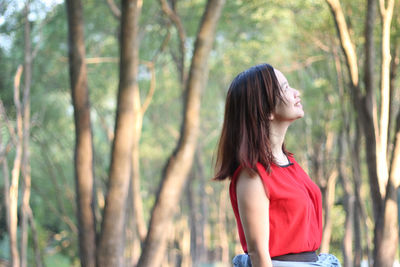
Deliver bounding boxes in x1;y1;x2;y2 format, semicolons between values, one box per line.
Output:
0;0;399;266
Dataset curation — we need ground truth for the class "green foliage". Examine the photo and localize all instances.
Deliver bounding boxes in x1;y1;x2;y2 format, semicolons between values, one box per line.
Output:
44;252;74;267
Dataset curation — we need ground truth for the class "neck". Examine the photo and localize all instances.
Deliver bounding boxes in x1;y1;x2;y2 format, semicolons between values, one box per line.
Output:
269;121;290;158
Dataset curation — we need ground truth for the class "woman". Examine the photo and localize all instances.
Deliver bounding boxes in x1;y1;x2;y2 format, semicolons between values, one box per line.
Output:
213;64;341;267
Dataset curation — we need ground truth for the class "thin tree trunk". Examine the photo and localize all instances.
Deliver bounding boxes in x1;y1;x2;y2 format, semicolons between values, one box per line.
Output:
350;122;371;267
20;2;32;266
177;217;191;267
195;150;208;264
130;61;156;249
338;128;354;267
125;188;140;266
131;129;147;243
129;62;156;266
376;0;394;191
325;0;359;87
187;150;208;266
197;154;208;264
319;170;337;253
65;0;96;266
38;141;77;231
342;193;354;267
137;0;225;266
10;65;24;267
187;167;198;265
373;1;397;266
106;0;121;19
159;0;187;85
0;126;12;267
353;201;362;267
379;101;400;267
388;44;399;150
364;0;377;137
390;110;400;189
27;207;43;267
354;2;375;263
218;183;229;264
309;130;336;254
96;0;142;266
333;37;365;266
388;47;399;184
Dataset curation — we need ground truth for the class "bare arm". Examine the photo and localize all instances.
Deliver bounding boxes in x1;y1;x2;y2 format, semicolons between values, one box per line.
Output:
236;169;272;267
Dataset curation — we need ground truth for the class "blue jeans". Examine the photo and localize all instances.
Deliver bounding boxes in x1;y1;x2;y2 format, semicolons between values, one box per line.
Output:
232;253;341;267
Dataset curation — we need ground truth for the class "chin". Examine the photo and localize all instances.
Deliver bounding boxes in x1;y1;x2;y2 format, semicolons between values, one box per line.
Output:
295;111;305;119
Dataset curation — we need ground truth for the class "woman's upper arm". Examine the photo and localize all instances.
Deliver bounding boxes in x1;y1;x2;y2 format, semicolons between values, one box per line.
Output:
236;168;271;261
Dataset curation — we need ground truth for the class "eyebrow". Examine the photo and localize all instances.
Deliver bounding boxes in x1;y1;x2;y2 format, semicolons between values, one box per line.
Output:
281;81;288;87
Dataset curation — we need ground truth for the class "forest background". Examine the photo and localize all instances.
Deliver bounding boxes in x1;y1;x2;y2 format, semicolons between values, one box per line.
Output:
0;0;400;266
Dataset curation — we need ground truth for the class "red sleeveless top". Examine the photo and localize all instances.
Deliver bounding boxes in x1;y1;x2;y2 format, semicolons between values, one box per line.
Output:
229;155;322;257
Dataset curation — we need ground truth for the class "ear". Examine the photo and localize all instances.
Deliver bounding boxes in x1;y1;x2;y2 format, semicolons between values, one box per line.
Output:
269;113;275;120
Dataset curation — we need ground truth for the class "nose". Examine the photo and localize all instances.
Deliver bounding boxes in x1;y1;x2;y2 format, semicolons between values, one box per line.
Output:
293;88;301;97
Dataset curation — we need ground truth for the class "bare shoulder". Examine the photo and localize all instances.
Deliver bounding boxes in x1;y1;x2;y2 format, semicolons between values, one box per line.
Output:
236;168;265;197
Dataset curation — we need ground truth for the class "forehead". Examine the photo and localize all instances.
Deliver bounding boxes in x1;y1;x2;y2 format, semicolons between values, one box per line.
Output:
273;69;288;85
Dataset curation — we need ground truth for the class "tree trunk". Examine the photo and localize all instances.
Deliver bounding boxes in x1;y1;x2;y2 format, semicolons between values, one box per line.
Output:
218;183;229;264
351;123;371;267
326;0;398;265
338;129;354;267
176;216;191;267
65;0;96;266
390;109;400;190
159;0;187;85
373;1;397;266
0;124;12;267
188;151;208;265
319;171;337;253
130;47;156;267
131;130;147;243
353;202;361;267
131;61;156;247
137;0;225;266
9;65;24;267
125;189;141;266
197;153;208;264
20;2;32;266
187;167;198;265
376;0;394;192
309;132;336;254
326;0;382;220
388;44;399;147
96;0;142;266
27;207;43;267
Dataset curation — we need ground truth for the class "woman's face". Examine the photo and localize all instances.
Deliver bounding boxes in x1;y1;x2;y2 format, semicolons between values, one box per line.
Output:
272;69;304;122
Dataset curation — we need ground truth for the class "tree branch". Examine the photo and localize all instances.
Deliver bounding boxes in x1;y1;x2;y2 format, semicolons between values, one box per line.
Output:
151;29;171;62
0;100;17;145
280;55;324;72
389;109;400;187
9;64;24;267
159;0;186;84
106;0;121;19
377;0;395;195
141;61;156;114
325;0;359;87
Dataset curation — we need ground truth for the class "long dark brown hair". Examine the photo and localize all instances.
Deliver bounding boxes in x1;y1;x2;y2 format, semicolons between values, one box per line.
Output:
213;63;288;180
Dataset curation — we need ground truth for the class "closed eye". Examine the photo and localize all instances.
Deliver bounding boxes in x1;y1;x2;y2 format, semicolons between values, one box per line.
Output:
284;84;289;92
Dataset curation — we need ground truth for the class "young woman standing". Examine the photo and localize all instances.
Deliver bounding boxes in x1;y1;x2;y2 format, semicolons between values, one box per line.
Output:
214;64;341;267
